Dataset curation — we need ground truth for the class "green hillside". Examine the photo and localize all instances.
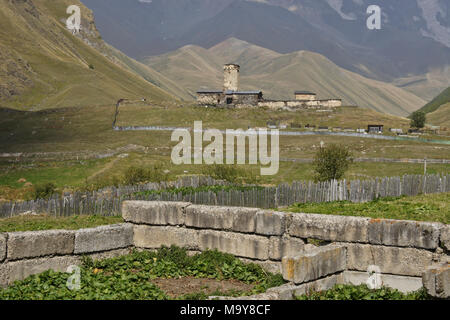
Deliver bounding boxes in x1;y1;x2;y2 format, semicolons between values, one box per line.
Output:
144;38;426;117
0;0;176;110
428;103;450;127
418;87;450;115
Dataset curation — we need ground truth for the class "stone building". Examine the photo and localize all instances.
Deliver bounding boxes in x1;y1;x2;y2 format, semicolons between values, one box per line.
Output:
295;91;317;101
197;64;263;106
197;64;342;109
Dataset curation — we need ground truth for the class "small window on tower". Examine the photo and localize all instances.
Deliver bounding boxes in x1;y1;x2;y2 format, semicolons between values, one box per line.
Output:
226;97;233;104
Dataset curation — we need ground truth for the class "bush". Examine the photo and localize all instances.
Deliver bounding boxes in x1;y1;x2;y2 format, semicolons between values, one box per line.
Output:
410;111;426;129
202;164;260;184
122;163;168;186
33;182;57;200
313;144;353;182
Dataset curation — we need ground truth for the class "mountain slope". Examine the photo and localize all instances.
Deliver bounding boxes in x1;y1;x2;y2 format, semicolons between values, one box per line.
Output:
418;86;450;114
0;0;176;110
144;38;426;116
427;103;450;127
81;0;450;86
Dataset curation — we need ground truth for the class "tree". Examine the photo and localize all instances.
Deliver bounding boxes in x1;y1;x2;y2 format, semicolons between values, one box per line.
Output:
313;144;353;182
410;111;426;129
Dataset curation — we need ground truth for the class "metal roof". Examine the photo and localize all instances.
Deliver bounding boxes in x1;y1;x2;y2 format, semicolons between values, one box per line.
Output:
295;91;316;95
197;91;223;94
225;90;262;95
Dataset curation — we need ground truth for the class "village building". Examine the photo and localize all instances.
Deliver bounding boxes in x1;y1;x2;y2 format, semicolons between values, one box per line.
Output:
197;64;342;110
368;125;384;134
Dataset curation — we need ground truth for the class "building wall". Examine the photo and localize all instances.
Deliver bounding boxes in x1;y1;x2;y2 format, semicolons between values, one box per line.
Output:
258;99;342;109
223;64;239;92
295;94;316;101
197;93;223;105
232;94;260;105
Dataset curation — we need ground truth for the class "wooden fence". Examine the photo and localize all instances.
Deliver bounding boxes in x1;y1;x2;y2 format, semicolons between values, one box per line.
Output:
0;174;448;218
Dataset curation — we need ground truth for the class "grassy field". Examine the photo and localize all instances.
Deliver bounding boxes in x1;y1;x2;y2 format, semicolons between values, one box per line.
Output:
0;215;123;233
0;151;448;200
288;193;450;224
0;104;448;200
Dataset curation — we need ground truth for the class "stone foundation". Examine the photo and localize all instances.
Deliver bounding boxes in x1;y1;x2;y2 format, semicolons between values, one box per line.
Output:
1;201;448;299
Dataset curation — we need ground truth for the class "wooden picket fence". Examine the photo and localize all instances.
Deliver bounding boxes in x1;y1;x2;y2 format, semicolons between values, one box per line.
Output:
0;174;448;218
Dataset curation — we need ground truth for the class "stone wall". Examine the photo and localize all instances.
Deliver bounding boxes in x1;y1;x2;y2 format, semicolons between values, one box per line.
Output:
123;201;449;298
0;224;133;287
1;202;448;299
258;99;342;110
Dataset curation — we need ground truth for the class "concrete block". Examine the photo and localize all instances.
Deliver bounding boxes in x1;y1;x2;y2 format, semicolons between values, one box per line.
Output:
74;224;133;254
87;248;133;261
256;211;288;236
7;255;81;285
185;205;257;233
441;225;450;252
368;219;442;249
240;258;282;274
289;213;369;243
345;243;434;277
7;230;75;260
198;230;269;260
343;271;423;293
268;274;345;300
0;233;6;262
269;236;305;261
0;264;9;288
291;274;345;298
122;201;189;226
422;263;450;299
282;245;346;284
133;225;199;250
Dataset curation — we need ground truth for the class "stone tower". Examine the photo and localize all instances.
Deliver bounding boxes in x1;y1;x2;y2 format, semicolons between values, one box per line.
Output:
223;64;240;92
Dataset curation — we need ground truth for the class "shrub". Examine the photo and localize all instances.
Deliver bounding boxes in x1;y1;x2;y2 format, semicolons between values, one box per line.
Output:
202;165;260;184
33;182;57;200
122;163;168;186
313;144;353;182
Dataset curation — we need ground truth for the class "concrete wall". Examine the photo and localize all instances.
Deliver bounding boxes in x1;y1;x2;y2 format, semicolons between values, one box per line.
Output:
123;201;449;297
0;224;133;287
1;202;448;298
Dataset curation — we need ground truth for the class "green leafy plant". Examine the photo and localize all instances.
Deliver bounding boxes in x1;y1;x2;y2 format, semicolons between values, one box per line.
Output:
313;144;353;182
296;284;432;300
0;246;285;300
